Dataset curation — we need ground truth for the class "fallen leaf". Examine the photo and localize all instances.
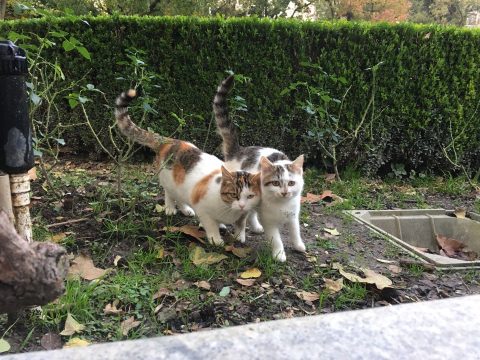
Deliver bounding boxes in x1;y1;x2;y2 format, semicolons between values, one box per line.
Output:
156;246;165;259
113;255;122;266
174;279;192;290
375;258;396;264
50;232;67;243
28;167;37;181
103;300;123;315
436;234;465;257
454;208;466;219
323;278;344;294
194;281;211;290
388;265;402;274
295;290;320;302
225;245;252;258
323;228;340;236
0;339;10;353
411;245;431;253
189;246;228;267
164;225;206;244
68;254;110;280
301;191;332;204
120;316;141;336
236;278;256;287
60;313;85;336
240;268;262;279
219;286;230;297
152;288;172;300
63;338;90;348
40;333;62;350
333;263;393;290
155;204;165;213
324;173;336;182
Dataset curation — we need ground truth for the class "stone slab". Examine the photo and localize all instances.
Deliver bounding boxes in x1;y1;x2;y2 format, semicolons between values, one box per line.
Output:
5;295;480;360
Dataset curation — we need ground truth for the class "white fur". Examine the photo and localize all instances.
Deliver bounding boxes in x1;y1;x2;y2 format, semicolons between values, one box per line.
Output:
226;153;306;262
160;151;260;246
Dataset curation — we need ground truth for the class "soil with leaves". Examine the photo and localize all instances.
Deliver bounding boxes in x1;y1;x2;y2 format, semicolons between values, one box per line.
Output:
1;157;480;354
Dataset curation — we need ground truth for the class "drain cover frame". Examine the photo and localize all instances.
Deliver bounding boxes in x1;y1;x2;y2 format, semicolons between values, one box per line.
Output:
345;209;480;270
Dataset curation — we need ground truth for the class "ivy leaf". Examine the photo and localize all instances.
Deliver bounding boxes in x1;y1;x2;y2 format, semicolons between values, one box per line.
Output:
62;39;75;52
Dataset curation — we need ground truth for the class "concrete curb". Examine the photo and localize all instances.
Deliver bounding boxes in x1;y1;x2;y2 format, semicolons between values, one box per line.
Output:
5;295;480;360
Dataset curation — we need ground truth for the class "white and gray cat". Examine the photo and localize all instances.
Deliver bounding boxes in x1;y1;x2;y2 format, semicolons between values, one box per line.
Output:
115;89;261;246
213;75;306;262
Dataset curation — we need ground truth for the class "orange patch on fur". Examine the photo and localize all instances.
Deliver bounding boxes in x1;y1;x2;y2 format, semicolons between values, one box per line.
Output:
173;164;186;185
191;169;221;205
178;141;192;151
158;143;173;162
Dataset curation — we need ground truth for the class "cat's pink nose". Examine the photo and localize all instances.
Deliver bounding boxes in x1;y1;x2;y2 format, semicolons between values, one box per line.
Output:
239;204;245;209
281;192;288;197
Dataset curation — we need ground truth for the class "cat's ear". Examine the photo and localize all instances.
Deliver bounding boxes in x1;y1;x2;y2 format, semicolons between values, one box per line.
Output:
221;165;234;180
251;172;261;185
290;154;304;173
260;156;274;172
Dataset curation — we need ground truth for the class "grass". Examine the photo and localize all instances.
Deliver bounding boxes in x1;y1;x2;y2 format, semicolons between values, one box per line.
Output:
3;159;478;353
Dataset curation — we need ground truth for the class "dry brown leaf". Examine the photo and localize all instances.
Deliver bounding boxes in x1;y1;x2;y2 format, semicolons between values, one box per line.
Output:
454;208;466;219
333;263;393;290
301;190;332;204
120;316;141;336
40;333;62;350
436;234;465;257
411;245;431;253
225;245;252;258
60;313;85;336
68;254;110;281
323;278;344;294
240;268;262;279
295;290;320;302
152;288;172;300
388;265;402;274
113;255;122;267
236;278;256;287
189;246;228;267
28;167;37;181
103;300;123;315
324;173;336;183
194;281;211;290
164;225;206;244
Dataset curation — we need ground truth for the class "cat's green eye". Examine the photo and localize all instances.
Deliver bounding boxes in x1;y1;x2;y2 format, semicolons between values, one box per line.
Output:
271;181;280;187
247;194;255;199
288;181;296;186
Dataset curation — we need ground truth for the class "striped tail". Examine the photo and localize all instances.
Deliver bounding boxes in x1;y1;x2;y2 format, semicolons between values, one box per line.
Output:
115;89;165;151
213;74;240;160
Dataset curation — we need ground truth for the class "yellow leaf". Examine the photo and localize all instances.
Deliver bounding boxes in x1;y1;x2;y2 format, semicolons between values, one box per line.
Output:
333;263;392;290
63;338;90;348
51;232;67;243
156;246;165;259
323;228;340;236
189;246;228;267
155;204;165;213
120;316;141;336
454;207;466;219
68;254;110;281
323;278;343;294
60;313;85;336
240;268;262;279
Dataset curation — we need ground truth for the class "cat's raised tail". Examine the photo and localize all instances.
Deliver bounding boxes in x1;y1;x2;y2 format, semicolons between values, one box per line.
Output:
213;74;240;160
115;89;166;151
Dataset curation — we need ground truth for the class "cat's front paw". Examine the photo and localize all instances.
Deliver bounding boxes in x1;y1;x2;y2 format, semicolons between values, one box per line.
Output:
165;206;177;216
249;224;264;234
272;249;286;262
179;205;195;217
293;241;306;253
209;236;225;247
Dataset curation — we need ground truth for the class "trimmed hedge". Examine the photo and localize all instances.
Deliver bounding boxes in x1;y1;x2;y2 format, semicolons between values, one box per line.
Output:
1;16;479;175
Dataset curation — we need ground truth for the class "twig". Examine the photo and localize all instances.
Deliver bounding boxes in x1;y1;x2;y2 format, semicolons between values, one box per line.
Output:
46;218;90;229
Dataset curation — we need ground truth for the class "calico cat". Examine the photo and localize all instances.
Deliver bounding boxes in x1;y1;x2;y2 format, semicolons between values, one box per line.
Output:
115;89;261;246
213;75;306;262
